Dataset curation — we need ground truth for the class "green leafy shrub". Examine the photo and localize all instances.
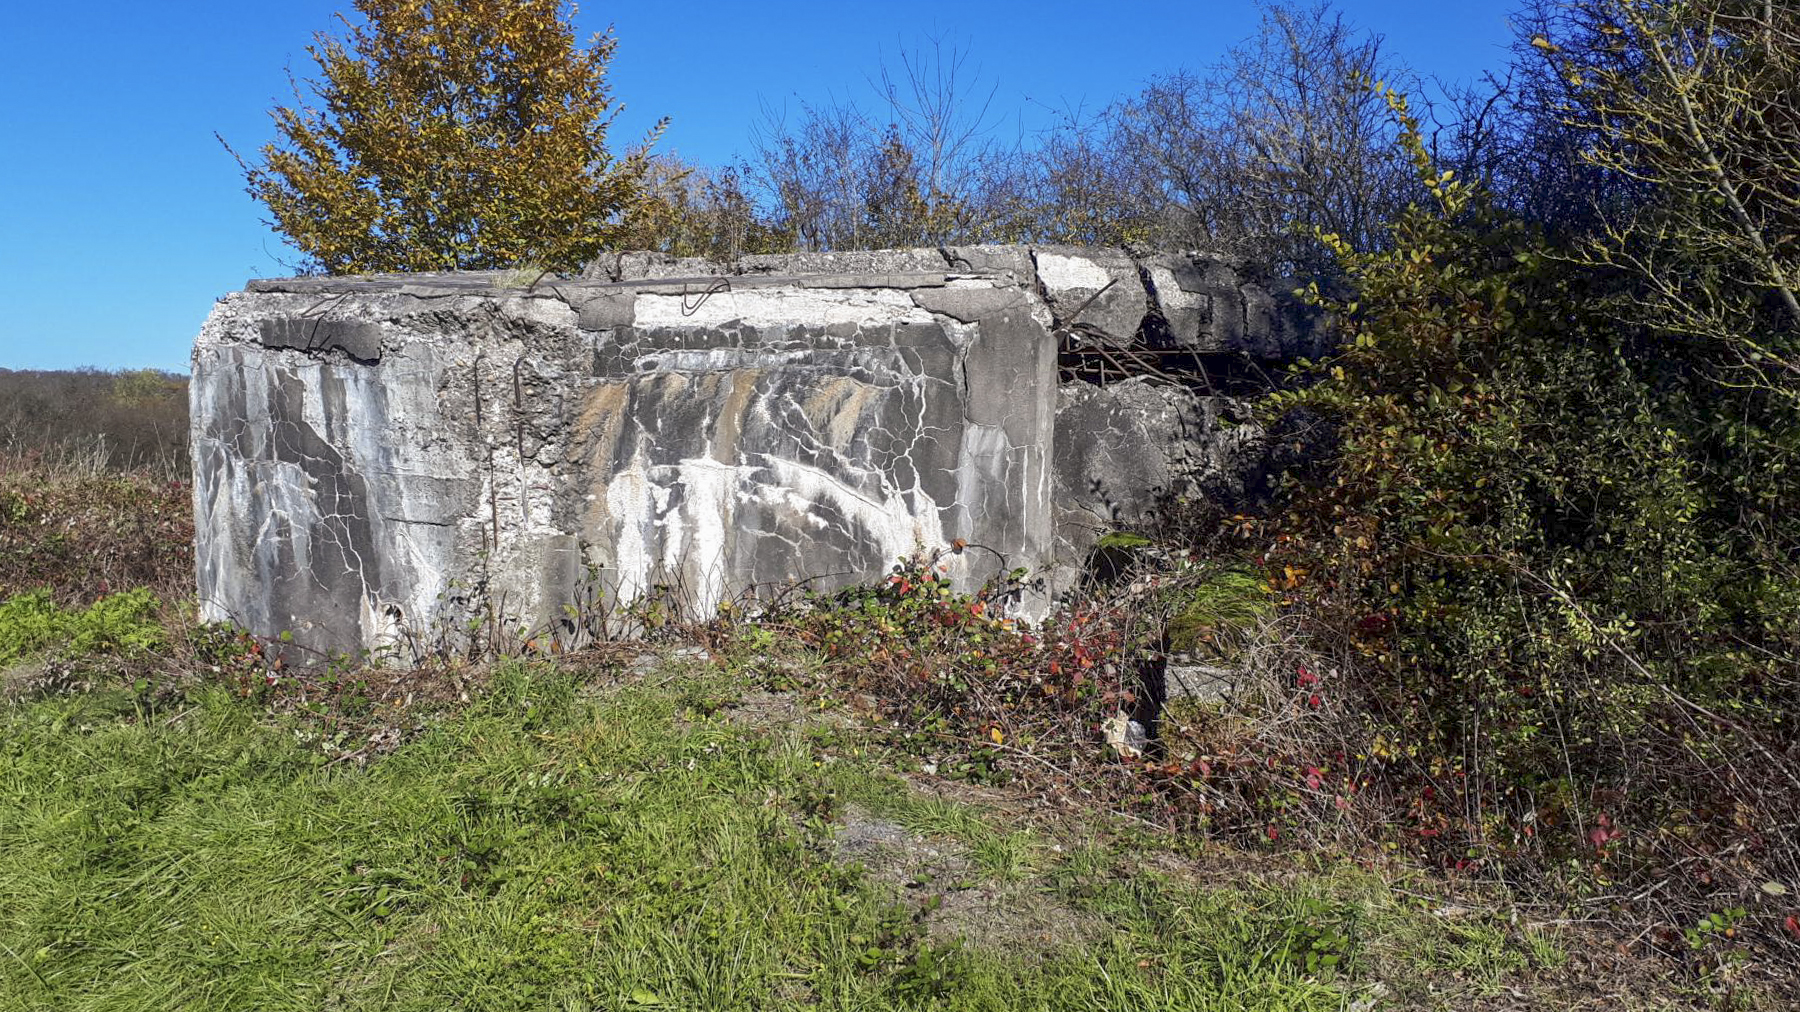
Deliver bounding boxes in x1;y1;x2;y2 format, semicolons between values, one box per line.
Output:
1259;87;1800;912
0;588;164;666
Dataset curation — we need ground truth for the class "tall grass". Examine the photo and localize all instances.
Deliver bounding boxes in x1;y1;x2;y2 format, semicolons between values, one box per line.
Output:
0;662;1585;1012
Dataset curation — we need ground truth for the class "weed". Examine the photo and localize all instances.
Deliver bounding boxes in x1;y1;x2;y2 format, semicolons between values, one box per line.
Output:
969;830;1041;882
1166;565;1274;654
1276;895;1360;980
0;588;163;667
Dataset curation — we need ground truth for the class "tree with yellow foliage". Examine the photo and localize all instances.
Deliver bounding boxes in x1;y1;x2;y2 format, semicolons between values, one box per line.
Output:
226;0;661;275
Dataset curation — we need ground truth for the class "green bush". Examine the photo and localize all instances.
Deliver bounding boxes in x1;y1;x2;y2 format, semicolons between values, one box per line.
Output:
1261;91;1799;900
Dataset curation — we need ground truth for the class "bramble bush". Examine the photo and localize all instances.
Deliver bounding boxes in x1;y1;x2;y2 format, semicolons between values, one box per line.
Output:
1258;87;1800;946
0;459;193;608
722;548;1381;853
0;369;194;612
762;551;1131;740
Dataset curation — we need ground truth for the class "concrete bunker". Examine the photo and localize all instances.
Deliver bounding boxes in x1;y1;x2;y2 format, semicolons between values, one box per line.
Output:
191;245;1320;662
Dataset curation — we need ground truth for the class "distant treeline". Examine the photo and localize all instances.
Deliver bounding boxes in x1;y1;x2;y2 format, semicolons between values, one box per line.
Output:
0;368;189;476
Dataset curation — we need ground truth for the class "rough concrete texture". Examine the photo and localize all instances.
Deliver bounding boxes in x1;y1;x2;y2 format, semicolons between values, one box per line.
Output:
1032;245;1149;346
194;246;1318;662
1052;379;1266;563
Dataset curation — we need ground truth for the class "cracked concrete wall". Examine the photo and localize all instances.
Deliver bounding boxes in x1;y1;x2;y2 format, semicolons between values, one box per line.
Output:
192;245;1318;662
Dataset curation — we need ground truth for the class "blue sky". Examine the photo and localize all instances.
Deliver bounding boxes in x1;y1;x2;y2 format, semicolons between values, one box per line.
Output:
0;1;1518;373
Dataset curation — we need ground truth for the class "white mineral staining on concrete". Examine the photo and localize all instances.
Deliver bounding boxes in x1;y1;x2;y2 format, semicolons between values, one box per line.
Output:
633;347;820;374
661;456;742;602
955;423;1015;520
1034;252;1113;292
597;448;653;588
632;287;933;330
191;327;476;658
600;452;753;614
762;452;944;558
596;451;943;618
586;358;955;617
193;246;1313;663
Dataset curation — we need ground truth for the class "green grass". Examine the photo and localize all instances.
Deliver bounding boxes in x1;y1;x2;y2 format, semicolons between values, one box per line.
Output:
0;660;1585;1011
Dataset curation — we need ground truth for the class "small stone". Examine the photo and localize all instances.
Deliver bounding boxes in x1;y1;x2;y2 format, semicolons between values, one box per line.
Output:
1165;662;1238;704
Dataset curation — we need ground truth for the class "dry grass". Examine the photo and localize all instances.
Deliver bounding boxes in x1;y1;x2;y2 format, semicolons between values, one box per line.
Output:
0;367;194;608
0;367;188;477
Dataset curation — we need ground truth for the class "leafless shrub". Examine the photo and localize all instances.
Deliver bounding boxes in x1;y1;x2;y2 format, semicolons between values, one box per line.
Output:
748;36;1028;250
0;368;189;479
730;3;1448;284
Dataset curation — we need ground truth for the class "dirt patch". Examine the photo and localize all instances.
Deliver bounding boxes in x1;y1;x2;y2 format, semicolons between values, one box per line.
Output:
723;687;860;731
928;880;1103;950
831;804;1100;949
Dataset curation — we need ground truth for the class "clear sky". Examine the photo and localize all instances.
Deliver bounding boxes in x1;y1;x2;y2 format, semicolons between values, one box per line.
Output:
0;1;1519;373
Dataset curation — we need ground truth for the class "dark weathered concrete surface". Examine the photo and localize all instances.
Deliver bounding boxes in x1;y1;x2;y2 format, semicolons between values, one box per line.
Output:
1052;379;1265;563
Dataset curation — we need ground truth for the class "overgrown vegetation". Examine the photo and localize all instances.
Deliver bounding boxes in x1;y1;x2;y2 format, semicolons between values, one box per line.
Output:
0;367;188;475
0;445;192;609
615;0;1507;270
6;0;1798;1002
0;660;1670;1011
1246;4;1800;949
